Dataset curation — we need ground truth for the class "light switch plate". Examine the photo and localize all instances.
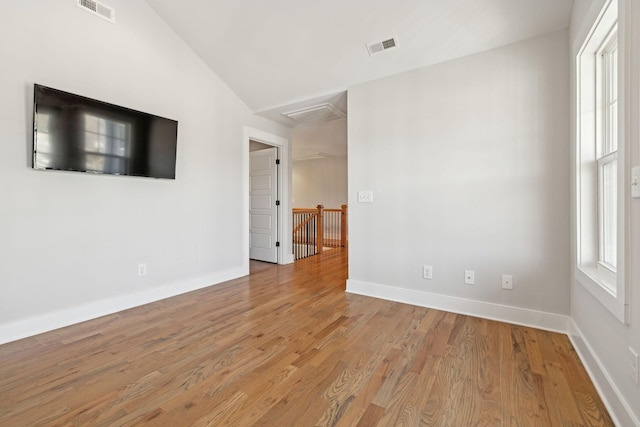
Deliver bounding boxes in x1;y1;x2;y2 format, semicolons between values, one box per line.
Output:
423;265;433;280
358;191;374;203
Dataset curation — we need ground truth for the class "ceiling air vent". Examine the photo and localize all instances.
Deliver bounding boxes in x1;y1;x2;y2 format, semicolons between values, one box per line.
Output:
366;36;399;56
293;152;336;162
282;103;346;125
77;0;116;23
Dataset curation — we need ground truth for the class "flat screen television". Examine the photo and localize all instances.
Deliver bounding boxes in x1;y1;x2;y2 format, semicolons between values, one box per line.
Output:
32;84;178;179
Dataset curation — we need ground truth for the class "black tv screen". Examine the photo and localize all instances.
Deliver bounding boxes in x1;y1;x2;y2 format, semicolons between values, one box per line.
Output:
32;84;178;179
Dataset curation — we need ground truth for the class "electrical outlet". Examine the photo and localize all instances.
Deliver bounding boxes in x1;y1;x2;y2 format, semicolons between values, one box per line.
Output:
630;347;639;386
502;274;513;290
423;265;433;280
138;263;147;277
464;270;474;285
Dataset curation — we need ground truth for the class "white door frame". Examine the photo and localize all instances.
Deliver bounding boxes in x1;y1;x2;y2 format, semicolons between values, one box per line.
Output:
243;126;294;273
249;147;278;263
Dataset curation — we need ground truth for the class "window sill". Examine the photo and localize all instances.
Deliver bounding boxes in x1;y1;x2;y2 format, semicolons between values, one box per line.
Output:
576;265;626;323
578;265;616;295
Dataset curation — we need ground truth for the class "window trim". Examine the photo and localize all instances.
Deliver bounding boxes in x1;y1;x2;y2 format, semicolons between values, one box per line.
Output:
575;0;629;324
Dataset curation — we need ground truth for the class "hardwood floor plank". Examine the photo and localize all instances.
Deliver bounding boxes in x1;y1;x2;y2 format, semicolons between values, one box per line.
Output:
355;403;385;427
376;370;419;426
333;348;402;427
500;323;544;426
252;354;345;426
0;248;613;426
544;360;589;425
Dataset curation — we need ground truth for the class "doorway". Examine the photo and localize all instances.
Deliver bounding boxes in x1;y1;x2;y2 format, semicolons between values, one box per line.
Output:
242;127;294;273
249;144;278;263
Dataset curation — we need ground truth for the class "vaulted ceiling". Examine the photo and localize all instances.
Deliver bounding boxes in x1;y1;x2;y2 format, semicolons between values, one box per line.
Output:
145;0;574;125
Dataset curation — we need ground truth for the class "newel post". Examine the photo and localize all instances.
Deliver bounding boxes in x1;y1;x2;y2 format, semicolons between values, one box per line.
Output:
341;204;348;247
316;205;324;254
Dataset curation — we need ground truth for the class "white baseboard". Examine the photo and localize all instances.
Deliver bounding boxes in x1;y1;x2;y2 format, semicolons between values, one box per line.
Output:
0;267;246;345
568;319;640;427
346;279;569;334
281;253;295;265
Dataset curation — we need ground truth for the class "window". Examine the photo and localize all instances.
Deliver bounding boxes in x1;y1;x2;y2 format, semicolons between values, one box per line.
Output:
576;0;627;323
596;28;618;279
83;113;131;174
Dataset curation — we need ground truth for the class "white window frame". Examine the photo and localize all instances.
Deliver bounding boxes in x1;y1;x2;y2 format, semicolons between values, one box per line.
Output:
597;152;617;276
596;28;618;280
575;0;628;323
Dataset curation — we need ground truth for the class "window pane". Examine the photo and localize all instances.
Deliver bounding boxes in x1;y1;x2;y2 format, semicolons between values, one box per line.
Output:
114;123;126;139
608;45;617;152
114;138;127;156
84;114;99;133
601;159;617;268
84;132;99;152
85;153;105;172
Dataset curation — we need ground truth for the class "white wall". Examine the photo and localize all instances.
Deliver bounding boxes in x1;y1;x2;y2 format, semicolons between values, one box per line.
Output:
292;118;348;159
0;0;289;341
291;118;347;209
292;157;347;209
569;0;640;424
347;31;571;324
250;140;272;151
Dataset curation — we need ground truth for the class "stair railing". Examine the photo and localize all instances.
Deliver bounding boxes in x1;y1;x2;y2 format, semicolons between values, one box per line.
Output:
292;204;347;260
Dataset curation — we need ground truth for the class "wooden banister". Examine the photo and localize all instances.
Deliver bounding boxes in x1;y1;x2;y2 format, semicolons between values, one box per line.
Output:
292;204;348;260
293;213;317;234
316;205;324;255
341;204;347;247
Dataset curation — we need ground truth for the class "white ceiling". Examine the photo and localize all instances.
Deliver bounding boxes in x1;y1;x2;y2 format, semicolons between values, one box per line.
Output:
145;0;574;123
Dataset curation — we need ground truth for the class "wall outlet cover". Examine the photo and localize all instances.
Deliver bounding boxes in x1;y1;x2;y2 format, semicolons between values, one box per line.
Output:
502;274;513;290
138;263;147;277
464;270;474;285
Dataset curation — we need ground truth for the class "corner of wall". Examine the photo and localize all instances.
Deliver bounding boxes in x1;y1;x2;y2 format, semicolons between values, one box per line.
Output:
568;318;640;427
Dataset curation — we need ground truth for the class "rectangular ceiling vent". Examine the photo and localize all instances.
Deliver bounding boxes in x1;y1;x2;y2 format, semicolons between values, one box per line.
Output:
366;36;399;56
293;152;336;162
282;103;346;125
77;0;116;23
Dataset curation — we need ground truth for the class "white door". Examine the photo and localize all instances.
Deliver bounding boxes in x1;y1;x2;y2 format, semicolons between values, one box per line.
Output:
249;147;279;263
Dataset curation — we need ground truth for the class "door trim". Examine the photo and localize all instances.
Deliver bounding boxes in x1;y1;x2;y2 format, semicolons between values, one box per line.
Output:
243;127;294;273
249;147;278;263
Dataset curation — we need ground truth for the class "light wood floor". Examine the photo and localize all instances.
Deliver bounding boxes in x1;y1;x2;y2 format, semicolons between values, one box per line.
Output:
0;248;613;426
